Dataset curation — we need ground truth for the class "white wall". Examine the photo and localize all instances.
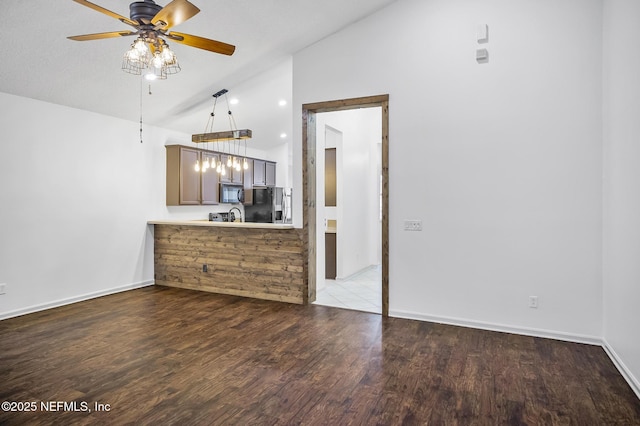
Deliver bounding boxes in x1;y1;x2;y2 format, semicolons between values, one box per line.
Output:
0;92;213;318
293;0;603;340
602;0;640;397
264;142;291;188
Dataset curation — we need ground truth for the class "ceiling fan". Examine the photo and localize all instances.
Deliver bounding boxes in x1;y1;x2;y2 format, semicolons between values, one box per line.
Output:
68;0;235;78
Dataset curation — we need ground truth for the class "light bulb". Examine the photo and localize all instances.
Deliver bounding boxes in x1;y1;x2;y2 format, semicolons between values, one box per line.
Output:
210;157;216;169
227;156;232;167
203;157;210;169
243;159;249;170
126;48;139;61
151;52;164;68
161;45;176;65
134;38;149;55
216;164;221;173
194;161;200;172
235;163;241;171
221;165;226;176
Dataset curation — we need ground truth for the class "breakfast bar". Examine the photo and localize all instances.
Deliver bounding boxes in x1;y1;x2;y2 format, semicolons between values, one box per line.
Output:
148;220;307;304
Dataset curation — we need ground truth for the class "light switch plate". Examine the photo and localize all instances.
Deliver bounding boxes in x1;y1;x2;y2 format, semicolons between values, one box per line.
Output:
404;220;422;231
477;24;489;43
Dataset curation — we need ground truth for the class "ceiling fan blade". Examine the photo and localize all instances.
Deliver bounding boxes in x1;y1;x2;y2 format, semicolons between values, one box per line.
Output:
166;32;235;56
72;0;138;27
152;0;200;31
67;31;137;41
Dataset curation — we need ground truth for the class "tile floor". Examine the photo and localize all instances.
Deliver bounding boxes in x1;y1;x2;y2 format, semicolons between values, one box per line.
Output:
313;265;382;314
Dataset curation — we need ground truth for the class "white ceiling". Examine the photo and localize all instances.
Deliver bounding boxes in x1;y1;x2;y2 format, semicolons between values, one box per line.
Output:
0;0;396;150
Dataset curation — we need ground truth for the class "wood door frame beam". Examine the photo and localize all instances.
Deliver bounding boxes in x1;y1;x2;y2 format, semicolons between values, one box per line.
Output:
302;94;389;316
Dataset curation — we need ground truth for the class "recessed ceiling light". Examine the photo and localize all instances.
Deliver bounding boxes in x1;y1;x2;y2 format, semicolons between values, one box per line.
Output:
280;133;287;139
278;100;287;106
230;98;239;105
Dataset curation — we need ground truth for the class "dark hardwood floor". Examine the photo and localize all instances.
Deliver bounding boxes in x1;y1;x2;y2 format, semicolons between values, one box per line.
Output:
0;286;638;425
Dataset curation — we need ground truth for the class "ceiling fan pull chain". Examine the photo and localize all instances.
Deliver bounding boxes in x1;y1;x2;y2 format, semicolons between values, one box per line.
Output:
139;76;144;143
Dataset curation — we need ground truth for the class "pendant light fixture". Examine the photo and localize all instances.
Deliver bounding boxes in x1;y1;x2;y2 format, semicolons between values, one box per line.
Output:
192;89;252;174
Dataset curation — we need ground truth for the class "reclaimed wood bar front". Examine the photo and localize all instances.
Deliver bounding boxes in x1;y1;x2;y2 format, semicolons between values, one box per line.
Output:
150;221;308;304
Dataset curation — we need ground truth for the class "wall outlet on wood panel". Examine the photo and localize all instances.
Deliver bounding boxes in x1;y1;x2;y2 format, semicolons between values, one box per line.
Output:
0;283;6;295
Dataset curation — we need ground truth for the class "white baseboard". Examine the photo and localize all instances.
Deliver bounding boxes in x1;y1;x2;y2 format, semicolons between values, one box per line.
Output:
0;280;155;321
389;309;602;345
602;339;640;400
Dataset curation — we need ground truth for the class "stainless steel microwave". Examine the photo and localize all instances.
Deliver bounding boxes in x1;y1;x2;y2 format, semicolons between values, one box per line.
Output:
220;184;244;204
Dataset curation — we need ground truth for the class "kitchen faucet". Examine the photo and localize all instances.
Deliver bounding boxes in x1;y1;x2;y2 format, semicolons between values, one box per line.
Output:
229;206;242;222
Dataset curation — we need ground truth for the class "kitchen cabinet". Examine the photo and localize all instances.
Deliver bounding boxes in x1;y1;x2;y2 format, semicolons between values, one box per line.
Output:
166;145;275;206
166;146;220;206
220;155;244;184
243;159;254;205
253;159;266;186
253;159;277;187
200;151;220;204
266;161;276;186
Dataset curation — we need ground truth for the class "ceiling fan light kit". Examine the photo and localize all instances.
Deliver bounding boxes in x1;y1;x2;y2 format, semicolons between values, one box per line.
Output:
122;37;180;80
68;0;235;80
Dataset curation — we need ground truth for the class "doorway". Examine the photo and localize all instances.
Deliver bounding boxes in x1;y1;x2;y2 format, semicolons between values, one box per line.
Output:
314;112;382;313
302;95;389;317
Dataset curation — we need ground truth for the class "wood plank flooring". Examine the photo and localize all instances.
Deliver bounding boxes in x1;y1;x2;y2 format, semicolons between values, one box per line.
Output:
0;286;638;425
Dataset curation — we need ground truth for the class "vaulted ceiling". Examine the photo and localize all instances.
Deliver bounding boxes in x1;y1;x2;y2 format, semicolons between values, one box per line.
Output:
0;0;396;149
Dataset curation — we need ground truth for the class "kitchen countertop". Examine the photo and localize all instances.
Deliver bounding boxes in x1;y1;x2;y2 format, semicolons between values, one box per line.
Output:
147;220;295;230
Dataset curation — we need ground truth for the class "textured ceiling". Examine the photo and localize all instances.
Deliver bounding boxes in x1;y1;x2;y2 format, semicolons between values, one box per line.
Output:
0;0;396;150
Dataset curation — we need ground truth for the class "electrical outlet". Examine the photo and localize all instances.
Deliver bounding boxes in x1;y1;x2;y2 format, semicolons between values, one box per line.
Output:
0;283;6;295
529;296;538;309
404;220;423;231
202;264;208;273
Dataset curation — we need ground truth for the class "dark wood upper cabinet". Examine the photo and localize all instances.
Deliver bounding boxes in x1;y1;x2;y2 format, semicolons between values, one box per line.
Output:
167;146;198;205
200;152;220;205
179;147;201;205
252;159;277;187
266;161;276;187
166;145;275;206
219;155;244;184
166;146;219;206
253;159;266;186
243;158;254;205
